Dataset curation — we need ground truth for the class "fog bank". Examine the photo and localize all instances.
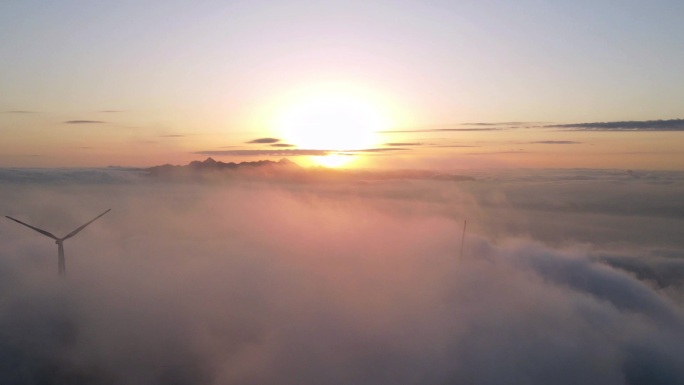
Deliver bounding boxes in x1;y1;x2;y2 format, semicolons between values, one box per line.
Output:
1;168;683;384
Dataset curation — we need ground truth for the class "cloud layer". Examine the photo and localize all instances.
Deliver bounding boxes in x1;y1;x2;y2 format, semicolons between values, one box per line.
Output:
0;169;683;384
550;119;684;131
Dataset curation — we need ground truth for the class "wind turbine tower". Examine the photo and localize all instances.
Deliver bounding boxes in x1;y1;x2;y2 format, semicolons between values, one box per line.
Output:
459;219;467;260
6;209;111;275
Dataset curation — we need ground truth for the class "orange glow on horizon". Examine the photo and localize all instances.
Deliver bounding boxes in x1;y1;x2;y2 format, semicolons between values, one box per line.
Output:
312;154;356;168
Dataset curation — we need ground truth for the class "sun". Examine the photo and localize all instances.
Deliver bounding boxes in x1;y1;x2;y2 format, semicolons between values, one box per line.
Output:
312;154;353;168
275;91;388;167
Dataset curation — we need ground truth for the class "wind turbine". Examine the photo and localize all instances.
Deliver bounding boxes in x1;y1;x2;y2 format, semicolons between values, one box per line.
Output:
6;209;111;275
459;219;467;260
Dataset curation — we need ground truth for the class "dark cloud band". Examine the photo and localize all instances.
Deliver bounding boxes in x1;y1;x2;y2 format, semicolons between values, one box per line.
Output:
550;119;684;131
247;138;281;144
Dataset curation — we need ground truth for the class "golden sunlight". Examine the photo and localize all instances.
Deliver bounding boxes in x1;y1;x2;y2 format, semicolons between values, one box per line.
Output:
313;154;354;168
277;93;387;152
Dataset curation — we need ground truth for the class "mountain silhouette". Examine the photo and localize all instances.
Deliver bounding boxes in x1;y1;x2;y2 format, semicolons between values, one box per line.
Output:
146;157;474;183
148;158;299;177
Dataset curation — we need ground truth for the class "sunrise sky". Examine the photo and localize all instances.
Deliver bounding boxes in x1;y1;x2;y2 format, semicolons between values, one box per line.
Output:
3;3;684;383
1;1;683;169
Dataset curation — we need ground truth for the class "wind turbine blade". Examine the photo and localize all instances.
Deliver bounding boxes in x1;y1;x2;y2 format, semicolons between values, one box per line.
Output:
61;209;111;241
5;216;60;240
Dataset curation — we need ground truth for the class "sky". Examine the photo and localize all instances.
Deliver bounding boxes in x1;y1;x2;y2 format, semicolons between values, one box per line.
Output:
2;3;684;382
1;0;684;168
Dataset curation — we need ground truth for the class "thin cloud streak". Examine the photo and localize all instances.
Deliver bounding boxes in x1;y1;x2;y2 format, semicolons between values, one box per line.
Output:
345;148;411;153
549;119;684;131
194;149;330;156
466;150;529;155
385;142;424;146
64;120;105;124
195;148;411;157
528;141;582;144
380;122;542;134
247;138;281;144
463;121;542;126
380;128;502;133
433;145;480;148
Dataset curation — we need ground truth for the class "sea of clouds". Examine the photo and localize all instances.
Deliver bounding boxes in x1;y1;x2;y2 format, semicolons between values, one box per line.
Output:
0;167;683;384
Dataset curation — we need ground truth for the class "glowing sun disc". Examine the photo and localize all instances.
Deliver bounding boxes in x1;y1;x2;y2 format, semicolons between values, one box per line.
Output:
277;94;386;151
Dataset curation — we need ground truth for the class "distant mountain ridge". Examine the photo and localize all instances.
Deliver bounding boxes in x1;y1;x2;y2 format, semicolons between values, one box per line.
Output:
147;157;299;176
145;157;475;183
